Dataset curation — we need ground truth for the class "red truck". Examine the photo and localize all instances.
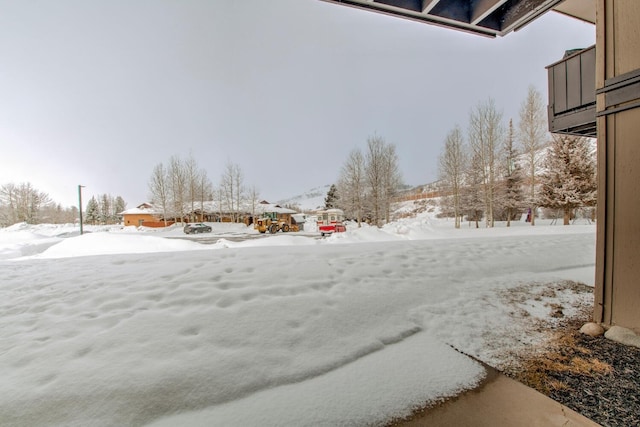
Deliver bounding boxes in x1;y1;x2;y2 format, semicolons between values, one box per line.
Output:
316;208;347;236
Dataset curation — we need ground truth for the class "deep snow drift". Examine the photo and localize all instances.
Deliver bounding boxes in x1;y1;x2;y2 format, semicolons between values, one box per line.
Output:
0;214;596;426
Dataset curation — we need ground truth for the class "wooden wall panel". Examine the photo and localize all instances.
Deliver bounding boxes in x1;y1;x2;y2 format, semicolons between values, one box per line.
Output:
614;0;640;75
611;109;640;329
595;0;640;332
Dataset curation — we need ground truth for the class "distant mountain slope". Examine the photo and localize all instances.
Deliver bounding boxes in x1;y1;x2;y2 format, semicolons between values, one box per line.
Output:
277;185;330;211
278;182;432;213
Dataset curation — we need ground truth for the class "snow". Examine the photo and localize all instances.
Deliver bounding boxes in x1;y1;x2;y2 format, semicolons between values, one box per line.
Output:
0;213;596;426
36;232;210;259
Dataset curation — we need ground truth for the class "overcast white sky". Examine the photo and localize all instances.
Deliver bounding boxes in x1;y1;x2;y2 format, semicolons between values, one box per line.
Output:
0;0;595;208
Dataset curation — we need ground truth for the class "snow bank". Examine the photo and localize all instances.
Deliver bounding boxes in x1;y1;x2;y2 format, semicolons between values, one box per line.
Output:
33;232;209;259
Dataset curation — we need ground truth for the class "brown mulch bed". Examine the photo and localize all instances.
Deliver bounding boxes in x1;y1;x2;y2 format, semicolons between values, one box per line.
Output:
503;317;640;427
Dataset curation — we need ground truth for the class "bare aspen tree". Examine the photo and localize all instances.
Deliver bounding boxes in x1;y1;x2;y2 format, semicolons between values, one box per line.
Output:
468;98;503;227
382;143;402;225
220;162;234;221
234;165;245;222
461;152;485;228
216;187;224;221
169;155;187;223
518;86;547;226
184;154;200;222
340;135;403;227
150;156;217;224
247;185;260;223
148;162;170;226
27;183;50;224
0;182;51;224
40;203;77;225
502;119;524;227
438;125;467;228
0;182;108;226
365;137;383;226
197;169;213;222
220;161;245;222
337;148;366;227
365;135;386;226
0;183;18;225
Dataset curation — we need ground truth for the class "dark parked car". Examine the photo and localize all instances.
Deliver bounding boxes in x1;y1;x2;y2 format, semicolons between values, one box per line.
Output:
183;223;212;234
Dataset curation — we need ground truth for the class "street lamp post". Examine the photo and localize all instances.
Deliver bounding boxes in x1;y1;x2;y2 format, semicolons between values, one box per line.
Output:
78;185;85;235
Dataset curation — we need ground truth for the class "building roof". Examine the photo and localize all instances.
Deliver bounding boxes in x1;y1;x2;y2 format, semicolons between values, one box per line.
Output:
320;0;595;38
121;201;298;216
119;203;160;215
255;203;298;215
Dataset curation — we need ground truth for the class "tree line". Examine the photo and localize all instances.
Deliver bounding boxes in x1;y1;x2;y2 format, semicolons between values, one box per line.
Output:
84;194;126;225
438;86;596;228
325;135;403;227
0;182;127;227
147;154;261;224
0;182;54;226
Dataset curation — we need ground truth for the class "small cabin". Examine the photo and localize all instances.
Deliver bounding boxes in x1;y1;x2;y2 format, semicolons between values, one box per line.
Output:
119;203;172;227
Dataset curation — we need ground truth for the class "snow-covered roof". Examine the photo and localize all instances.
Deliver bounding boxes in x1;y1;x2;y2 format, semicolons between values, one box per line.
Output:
254;203;297;214
185;200;297;215
119;203;160;215
120;200;298;216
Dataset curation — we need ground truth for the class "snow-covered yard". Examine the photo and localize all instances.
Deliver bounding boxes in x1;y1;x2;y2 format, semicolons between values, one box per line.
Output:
0;214;596;426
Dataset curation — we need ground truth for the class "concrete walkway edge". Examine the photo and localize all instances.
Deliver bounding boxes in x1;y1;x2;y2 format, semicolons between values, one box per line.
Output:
395;366;600;427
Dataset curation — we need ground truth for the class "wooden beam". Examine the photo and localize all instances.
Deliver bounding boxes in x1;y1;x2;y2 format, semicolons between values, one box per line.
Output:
422;0;441;13
471;0;509;25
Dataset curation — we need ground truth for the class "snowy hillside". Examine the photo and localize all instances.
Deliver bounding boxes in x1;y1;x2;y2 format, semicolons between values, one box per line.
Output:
277;184;330;211
277;183;435;215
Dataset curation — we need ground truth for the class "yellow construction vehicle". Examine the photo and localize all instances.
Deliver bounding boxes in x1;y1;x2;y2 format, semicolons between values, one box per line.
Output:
254;214;299;234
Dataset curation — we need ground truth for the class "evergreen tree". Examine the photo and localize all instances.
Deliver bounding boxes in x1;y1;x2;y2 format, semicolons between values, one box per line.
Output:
114;196;126;223
538;134;596;225
85;196;100;225
324;184;339;209
99;194;111;224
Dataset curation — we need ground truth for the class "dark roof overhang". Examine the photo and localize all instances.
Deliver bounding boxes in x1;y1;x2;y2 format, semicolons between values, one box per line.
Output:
320;0;595;38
